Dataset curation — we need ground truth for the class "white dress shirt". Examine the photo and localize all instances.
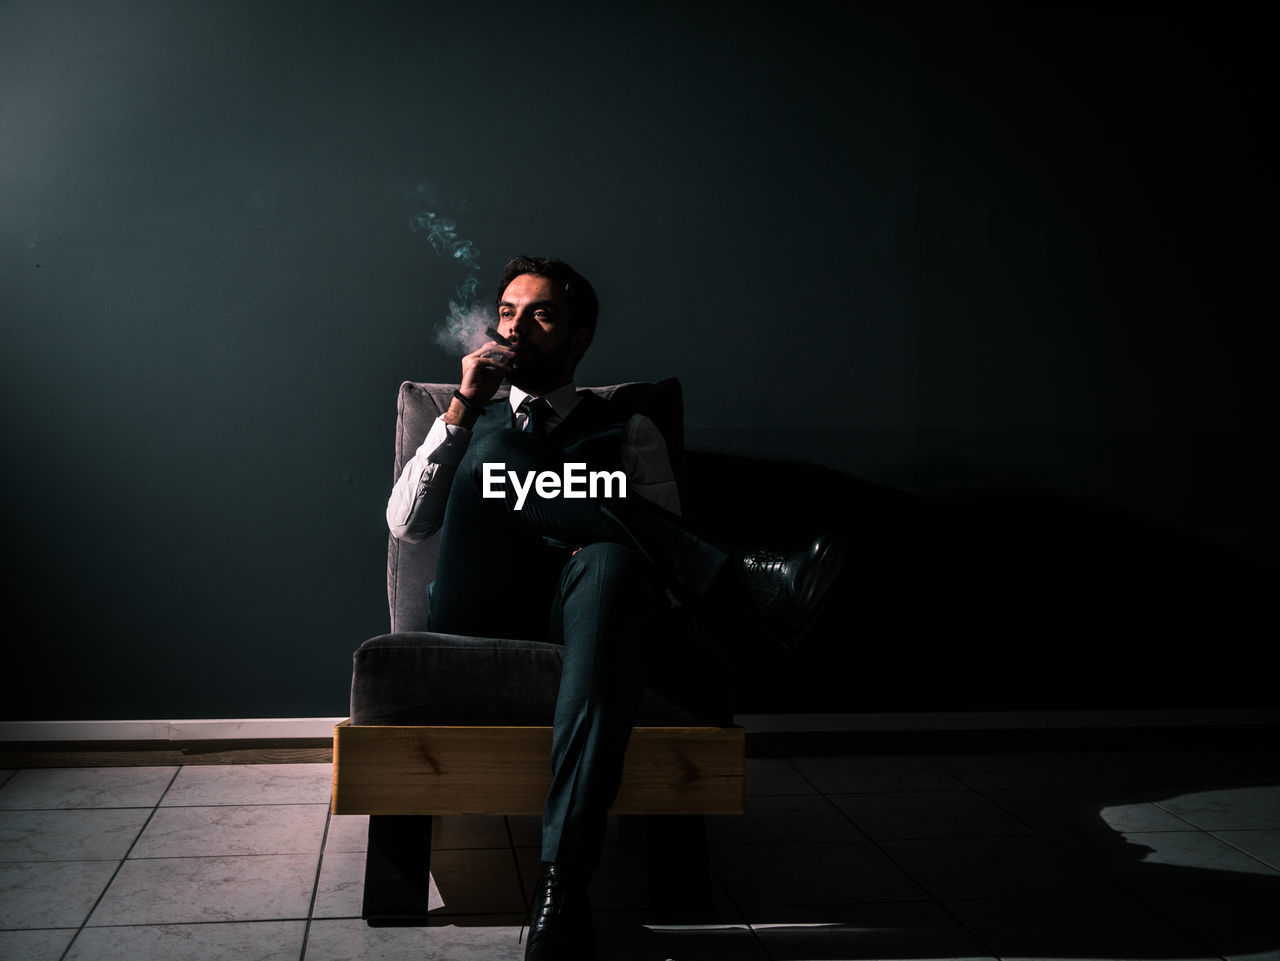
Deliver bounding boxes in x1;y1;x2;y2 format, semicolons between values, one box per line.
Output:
386;382;681;543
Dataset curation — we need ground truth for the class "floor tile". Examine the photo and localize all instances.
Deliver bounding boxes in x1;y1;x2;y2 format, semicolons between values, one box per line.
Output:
1069;751;1269;788
830;789;1032;840
708;794;866;845
788;755;967;793
515;844;648;913
514;844;619;911
1146;785;1280;830
505;814;541;849
0;859;120;928
336;815;512;852
86;853;317;925
322;813;363;854
0;772;14;789
0;928;77;961
0;767;176;810
325;813;368;853
745;759;817;796
1195;750;1280;782
1054;830;1280;891
311;849;444;919
1107;749;1280;784
930;752;1110;789
0;808;151;861
3;751;1275;961
583;845;651;912
516;845;746;919
946;893;1219;960
981;785;1195;835
434;815;513;850
1212;829;1280;871
711;842;927;907
747;900;993;961
161;764;332;807
595;912;768;960
311;850;364;919
130;803;327;858
506;813;634;850
1138;889;1280;961
310;915;762;961
64;920;306;961
429;848;526;915
305;917;526;960
877;835;1114;900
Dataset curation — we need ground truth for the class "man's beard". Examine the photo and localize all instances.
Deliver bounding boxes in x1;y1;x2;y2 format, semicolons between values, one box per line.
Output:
507;338;574;396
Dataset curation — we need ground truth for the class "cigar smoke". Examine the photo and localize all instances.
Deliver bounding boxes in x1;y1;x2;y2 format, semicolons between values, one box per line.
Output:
434;300;494;356
403;182;493;355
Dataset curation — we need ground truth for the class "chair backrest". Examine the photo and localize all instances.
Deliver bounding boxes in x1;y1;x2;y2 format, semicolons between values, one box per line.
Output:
387;379;685;633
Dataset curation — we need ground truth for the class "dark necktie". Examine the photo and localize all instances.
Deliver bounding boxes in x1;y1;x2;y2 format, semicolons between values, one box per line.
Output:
517;396;551;437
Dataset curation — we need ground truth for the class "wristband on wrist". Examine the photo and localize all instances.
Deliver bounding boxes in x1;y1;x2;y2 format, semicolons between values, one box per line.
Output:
452;389;483;414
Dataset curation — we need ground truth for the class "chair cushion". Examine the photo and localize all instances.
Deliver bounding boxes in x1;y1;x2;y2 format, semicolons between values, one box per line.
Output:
350;632;723;726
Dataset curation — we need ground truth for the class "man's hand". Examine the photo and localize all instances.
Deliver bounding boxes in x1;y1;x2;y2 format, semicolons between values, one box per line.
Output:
445;340;515;427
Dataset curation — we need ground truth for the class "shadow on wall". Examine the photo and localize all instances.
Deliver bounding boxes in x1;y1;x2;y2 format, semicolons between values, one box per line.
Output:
682;450;1277;714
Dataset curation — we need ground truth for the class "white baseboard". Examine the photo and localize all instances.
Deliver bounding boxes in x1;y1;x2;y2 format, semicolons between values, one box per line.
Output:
0;718;347;743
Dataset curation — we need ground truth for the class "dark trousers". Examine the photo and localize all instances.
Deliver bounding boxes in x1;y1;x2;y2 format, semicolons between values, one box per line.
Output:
427;428;726;871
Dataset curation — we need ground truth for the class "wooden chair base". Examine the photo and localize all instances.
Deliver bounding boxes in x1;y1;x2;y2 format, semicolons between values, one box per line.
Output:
331;721;744;925
331;721;746;816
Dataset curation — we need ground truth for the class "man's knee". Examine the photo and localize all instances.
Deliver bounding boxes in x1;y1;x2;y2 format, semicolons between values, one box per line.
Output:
555;543;660;666
565;541;641;573
561;543;655;597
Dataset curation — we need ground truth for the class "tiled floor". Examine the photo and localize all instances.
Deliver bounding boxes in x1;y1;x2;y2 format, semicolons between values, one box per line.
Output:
1;748;1278;959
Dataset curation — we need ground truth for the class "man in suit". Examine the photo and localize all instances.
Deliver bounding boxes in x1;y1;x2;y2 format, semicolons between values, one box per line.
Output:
387;255;842;961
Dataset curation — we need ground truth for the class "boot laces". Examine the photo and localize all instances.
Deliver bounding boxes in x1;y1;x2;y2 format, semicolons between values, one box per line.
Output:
742;549;788;574
519;868;568;945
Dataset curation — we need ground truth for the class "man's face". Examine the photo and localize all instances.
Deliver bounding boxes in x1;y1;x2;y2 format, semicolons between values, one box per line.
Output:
496;273;590;395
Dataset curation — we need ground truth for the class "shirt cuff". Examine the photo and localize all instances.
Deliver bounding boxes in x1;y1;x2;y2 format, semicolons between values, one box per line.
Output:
423;414;472;466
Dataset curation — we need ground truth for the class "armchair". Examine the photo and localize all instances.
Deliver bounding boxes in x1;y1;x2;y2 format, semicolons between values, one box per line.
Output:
330;379;745;925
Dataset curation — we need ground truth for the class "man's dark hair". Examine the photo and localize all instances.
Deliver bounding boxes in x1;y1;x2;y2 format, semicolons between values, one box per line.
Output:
496;256;598;338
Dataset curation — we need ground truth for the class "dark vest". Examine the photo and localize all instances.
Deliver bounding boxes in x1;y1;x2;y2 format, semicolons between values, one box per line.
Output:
471;391;630;474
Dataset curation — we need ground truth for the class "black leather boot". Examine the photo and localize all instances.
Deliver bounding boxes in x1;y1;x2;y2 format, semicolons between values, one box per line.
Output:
730;535;845;646
524;863;596;961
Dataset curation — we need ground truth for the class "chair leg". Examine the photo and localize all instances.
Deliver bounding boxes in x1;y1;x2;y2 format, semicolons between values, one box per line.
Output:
362;814;434;926
645;814;713;922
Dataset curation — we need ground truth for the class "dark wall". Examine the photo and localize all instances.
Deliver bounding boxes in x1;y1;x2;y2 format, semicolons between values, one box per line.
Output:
1;1;1274;720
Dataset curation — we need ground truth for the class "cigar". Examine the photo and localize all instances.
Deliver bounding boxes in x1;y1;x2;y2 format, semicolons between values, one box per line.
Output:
484;326;513;348
482;325;516;370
